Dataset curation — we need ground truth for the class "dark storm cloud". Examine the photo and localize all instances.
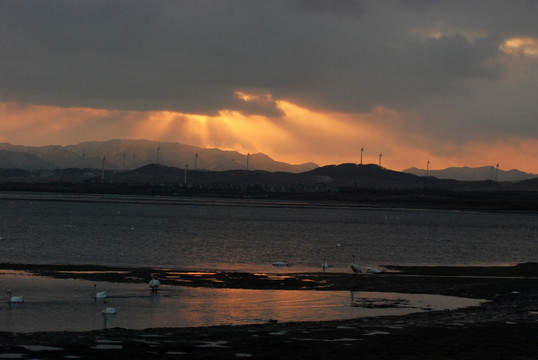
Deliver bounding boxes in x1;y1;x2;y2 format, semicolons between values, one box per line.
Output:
0;0;537;139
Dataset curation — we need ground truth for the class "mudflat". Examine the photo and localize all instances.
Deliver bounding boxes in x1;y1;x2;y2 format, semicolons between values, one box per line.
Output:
1;263;538;359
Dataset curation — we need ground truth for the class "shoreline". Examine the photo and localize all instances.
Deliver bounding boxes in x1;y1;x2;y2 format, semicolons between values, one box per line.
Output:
1;190;537;214
2;263;538;359
2;262;537;296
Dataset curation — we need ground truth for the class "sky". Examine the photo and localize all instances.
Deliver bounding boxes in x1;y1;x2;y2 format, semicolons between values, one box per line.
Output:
1;0;537;173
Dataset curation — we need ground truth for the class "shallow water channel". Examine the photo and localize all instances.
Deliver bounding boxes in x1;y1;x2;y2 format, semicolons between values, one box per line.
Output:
0;271;485;332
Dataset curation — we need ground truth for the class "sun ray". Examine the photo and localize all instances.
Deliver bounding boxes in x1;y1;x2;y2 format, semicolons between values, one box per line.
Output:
1;100;537;174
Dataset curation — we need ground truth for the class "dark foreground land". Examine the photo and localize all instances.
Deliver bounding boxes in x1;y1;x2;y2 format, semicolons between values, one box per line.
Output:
1;263;538;359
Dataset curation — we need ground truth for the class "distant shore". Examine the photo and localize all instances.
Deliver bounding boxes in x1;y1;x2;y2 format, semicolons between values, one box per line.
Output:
1;188;537;212
2;263;538;359
2;262;538;298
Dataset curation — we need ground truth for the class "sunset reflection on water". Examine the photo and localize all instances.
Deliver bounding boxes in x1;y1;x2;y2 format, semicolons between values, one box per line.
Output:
0;271;485;332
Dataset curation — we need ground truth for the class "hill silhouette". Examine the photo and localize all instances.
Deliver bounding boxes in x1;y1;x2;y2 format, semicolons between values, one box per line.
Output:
405;166;537;182
1;161;537;212
0;139;318;173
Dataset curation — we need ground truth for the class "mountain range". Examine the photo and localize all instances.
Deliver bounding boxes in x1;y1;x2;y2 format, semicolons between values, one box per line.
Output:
2;162;538;213
404;166;537;182
0;139;317;173
0;139;536;183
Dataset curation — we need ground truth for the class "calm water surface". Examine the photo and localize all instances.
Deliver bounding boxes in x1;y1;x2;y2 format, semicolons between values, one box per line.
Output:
1;193;524;332
0;193;536;272
0;270;484;332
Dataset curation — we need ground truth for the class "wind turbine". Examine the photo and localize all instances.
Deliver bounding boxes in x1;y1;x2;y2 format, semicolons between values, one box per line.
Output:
378;152;382;167
101;156;106;183
195;152;198;169
157;145;161;164
427;159;430;176
360;146;364;165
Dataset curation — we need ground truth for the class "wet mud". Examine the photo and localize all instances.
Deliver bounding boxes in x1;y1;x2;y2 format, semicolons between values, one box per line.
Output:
1;263;538;359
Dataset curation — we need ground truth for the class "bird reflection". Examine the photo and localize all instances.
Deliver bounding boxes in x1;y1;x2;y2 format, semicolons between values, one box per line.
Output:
350;291;358;307
101;300;117;315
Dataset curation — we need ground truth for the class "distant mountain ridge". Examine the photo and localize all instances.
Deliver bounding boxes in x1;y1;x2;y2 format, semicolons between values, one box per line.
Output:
2;162;538;194
0;139;318;173
0;150;58;170
2;163;537;212
404;166;538;182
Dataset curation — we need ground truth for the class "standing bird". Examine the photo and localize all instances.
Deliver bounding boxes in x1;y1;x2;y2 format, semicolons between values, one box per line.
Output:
321;258;329;272
351;255;361;275
149;277;161;292
94;284;107;299
6;290;23;303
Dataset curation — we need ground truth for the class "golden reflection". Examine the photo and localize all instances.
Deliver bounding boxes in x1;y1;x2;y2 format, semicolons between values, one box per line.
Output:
56;271;129;274
165;272;218;276
179;288;341;326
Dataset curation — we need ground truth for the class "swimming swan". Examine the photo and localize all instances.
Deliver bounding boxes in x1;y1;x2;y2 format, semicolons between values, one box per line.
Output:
7;290;23;303
94;284;107;299
366;267;381;274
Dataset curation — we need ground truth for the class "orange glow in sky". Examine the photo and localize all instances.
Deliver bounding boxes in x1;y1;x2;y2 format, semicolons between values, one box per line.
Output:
1;100;537;174
501;37;538;57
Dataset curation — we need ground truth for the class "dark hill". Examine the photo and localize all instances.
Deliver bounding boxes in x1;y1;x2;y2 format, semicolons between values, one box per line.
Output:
0;150;58;170
305;163;423;186
116;164;304;185
1;162;537;211
0;168;33;178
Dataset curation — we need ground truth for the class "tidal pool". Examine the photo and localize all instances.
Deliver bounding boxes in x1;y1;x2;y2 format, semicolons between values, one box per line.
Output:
0;271;485;332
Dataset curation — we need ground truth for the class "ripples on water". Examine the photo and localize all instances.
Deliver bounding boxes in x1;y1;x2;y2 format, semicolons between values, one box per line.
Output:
0;194;536;272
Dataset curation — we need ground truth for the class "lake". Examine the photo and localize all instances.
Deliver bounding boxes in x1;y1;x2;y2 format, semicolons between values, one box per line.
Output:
2;192;529;332
0;192;536;272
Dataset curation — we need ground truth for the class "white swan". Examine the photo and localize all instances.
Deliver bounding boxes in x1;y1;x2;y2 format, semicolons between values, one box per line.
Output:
101;300;117;314
366;267;381;274
351;255;361;274
149;277;161;292
94;284;107;299
7;290;23;303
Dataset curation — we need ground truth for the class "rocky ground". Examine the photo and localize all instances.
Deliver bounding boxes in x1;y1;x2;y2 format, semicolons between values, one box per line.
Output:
1;263;538;359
